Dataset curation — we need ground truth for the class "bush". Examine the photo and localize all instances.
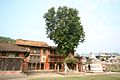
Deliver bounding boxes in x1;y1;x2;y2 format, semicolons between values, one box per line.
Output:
106;64;120;72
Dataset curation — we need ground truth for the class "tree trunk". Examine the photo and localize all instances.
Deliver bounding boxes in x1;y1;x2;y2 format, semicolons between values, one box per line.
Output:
64;63;69;74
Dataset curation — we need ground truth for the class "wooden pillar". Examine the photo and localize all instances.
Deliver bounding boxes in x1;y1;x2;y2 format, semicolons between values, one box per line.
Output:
61;64;64;72
35;63;37;70
57;64;59;72
40;63;41;70
43;63;45;70
79;64;82;72
44;49;50;70
21;62;24;72
45;63;50;70
84;65;86;72
54;63;57;71
76;64;78;72
31;63;33;70
81;65;83;72
64;63;69;74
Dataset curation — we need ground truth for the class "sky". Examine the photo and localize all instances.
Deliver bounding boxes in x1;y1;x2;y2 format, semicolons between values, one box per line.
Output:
0;0;120;55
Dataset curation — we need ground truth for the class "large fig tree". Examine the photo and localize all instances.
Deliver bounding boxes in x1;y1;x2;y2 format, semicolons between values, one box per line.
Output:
43;6;85;57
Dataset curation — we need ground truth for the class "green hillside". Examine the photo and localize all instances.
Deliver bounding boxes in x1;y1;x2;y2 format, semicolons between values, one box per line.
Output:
0;36;15;44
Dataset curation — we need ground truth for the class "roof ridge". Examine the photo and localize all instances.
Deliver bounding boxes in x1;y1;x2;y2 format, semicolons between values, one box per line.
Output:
16;39;48;47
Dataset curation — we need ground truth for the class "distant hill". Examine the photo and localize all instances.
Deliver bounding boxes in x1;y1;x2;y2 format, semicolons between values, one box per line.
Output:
0;36;15;44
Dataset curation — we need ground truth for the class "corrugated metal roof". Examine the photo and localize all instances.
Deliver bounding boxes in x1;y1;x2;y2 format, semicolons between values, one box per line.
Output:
0;42;29;52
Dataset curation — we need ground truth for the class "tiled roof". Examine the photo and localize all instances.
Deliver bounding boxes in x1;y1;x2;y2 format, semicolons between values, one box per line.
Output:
0;42;29;52
16;39;48;47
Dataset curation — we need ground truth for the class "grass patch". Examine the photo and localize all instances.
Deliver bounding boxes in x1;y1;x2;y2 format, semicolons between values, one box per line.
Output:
30;74;120;80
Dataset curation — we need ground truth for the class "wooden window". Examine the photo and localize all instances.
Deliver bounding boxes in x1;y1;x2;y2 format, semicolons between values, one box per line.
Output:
15;53;19;57
36;48;40;54
8;53;15;58
0;53;6;56
43;48;46;55
30;48;40;54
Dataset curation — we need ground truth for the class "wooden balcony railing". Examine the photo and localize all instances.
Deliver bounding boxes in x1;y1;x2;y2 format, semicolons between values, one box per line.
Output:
29;59;40;63
48;54;63;57
48;58;63;62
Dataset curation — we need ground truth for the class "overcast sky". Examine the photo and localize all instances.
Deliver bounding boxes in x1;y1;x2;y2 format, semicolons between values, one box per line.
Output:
0;0;120;54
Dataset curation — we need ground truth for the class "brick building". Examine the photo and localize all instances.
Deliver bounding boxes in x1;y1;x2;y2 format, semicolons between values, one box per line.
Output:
16;39;85;73
0;42;29;75
16;39;64;71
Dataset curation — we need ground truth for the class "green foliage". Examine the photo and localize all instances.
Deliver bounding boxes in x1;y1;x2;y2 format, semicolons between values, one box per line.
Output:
64;54;78;64
0;36;15;44
43;6;85;57
64;54;78;69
